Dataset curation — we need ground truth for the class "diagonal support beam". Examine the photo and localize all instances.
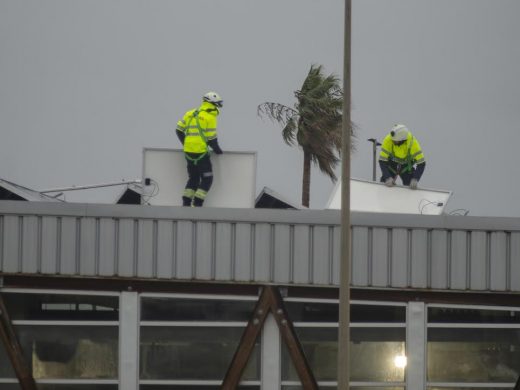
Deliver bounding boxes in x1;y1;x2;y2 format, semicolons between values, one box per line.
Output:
266;286;318;389
0;293;37;390
222;286;318;389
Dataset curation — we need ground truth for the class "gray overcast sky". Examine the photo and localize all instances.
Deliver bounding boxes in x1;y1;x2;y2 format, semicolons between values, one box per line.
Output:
1;0;519;216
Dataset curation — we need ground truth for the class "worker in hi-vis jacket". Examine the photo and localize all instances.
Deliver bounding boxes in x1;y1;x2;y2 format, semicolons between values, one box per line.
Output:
176;91;224;207
379;123;426;189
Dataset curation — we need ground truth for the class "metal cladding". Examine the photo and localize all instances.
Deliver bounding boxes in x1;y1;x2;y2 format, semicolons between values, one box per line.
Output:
0;201;520;292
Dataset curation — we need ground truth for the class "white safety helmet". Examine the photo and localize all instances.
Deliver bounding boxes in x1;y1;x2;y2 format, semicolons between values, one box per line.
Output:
390;124;409;142
203;91;224;108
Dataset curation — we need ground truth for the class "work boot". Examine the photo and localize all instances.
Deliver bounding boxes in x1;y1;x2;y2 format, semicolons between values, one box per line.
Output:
182;196;192;207
192;198;204;207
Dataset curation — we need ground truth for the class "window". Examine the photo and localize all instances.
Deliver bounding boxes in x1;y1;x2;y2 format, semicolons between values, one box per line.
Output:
139;294;260;388
281;299;407;388
427;305;520;387
0;291;119;387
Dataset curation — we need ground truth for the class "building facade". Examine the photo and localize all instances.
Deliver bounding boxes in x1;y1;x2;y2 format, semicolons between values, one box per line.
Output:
1;200;520;389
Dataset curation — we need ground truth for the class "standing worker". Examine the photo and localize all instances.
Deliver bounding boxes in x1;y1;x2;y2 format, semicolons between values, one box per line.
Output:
379;123;426;189
176;91;224;207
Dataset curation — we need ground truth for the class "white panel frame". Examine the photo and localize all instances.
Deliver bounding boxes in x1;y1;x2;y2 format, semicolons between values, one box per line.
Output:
120;291;139;390
142;148;257;208
327;178;452;215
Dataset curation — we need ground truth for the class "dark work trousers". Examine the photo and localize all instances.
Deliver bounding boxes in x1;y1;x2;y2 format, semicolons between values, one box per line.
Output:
183;153;213;206
379;161;415;186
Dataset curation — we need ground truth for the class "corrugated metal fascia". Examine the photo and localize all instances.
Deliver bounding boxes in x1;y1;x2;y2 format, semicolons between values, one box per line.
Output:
1;201;520;231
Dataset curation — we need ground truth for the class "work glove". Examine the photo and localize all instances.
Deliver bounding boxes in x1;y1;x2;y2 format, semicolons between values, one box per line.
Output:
410;178;418;190
384;177;394;187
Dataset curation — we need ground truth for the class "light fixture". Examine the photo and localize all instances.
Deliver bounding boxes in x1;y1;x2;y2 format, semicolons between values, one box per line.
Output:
394;355;407;368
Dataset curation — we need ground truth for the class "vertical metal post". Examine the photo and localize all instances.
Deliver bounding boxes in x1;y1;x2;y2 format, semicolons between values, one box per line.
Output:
338;1;352;390
367;138;381;181
119;291;139;390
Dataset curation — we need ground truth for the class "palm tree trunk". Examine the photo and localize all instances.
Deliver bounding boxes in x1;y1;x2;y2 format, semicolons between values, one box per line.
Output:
302;150;311;207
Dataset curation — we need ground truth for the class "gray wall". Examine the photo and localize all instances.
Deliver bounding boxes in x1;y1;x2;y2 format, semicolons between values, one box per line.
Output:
1;201;520;292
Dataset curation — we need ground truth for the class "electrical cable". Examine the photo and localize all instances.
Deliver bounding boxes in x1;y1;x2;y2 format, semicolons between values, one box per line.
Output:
141;179;159;205
418;198;444;214
448;208;470;216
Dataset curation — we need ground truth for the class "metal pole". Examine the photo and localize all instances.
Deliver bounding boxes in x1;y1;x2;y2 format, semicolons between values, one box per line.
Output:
367;138;381;181
338;0;351;390
39;179;142;193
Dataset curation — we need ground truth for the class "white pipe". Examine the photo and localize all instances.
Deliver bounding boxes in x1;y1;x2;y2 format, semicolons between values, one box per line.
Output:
39;179;142;193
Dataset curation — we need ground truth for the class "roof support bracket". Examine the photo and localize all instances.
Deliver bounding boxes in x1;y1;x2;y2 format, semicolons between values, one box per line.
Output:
222;285;318;389
0;293;38;390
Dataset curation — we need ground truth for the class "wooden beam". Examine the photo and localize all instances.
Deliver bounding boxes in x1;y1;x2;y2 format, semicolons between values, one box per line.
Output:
266;286;319;390
221;287;271;389
0;293;37;390
222;286;318;389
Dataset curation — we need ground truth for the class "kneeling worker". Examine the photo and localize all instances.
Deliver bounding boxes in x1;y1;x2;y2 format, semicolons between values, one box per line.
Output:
379;123;426;189
176;91;224;207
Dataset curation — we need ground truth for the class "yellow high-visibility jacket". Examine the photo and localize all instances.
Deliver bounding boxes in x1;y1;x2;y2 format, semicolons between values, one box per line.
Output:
176;101;219;154
379;132;425;169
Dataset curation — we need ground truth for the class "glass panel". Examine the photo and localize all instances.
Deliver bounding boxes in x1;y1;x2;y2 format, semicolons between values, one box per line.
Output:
428;388;512;390
284;302;405;323
281;327;406;382
0;345;16;378
2;293;118;321
141;297;255;321
428;328;520;382
37;386;118;390
285;302;338;322
282;387;404;390
428;307;520;324
140;387;259;390
15;325;118;379
140;326;259;380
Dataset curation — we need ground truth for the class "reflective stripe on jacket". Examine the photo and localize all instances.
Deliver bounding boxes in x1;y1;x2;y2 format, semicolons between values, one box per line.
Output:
176;101;219;154
379;132;425;166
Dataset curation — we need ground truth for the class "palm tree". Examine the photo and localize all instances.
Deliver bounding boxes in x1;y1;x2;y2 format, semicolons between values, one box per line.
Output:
258;64;354;208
